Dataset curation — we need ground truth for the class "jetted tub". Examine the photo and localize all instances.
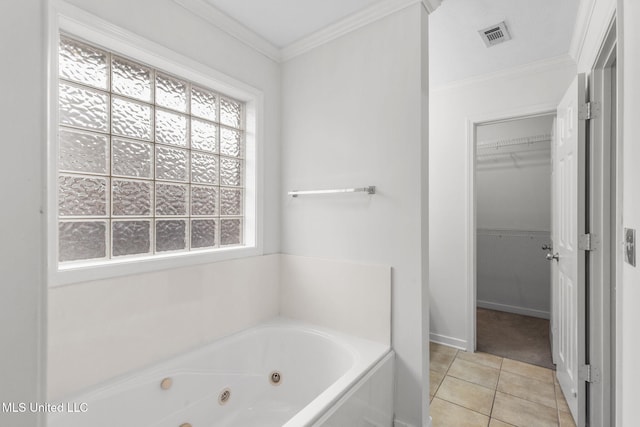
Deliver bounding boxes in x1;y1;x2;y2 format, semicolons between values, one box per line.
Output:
48;318;394;427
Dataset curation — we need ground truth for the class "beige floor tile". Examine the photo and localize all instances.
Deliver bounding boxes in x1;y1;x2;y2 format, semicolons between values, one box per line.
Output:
555;383;572;414
431;346;458;373
448;358;500;389
501;358;554;384
558;409;577;427
497;370;557;409
431;342;459;358
431;369;446;396
457;351;503;370
430;397;490;427
489;419;515;427
436;375;496;415
492;392;558;427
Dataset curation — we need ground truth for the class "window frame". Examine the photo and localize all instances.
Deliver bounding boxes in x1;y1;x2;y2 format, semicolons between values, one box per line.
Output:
47;1;264;287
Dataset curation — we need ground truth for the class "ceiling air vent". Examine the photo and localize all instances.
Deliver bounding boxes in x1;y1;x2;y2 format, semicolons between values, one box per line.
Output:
478;21;511;47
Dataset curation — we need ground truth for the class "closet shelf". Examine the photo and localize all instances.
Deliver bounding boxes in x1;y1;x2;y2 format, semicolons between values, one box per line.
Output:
477;133;552;151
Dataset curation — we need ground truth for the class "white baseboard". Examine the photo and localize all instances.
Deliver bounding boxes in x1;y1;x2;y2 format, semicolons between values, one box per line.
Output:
393;419;417;427
392;416;430;427
477;300;550;319
429;333;467;350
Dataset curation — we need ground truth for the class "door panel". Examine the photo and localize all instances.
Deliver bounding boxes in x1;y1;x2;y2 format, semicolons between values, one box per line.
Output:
553;74;586;425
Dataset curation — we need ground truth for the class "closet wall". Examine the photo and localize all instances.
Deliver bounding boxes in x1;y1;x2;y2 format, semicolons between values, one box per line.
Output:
476;115;554;319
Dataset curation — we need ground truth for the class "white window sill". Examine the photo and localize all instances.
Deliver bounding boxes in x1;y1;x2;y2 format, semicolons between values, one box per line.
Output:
50;245;262;287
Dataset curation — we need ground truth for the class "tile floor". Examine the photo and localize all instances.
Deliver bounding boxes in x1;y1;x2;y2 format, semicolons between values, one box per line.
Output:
430;342;576;427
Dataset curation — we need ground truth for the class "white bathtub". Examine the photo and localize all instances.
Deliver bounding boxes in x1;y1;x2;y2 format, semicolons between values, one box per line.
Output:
48;318;393;427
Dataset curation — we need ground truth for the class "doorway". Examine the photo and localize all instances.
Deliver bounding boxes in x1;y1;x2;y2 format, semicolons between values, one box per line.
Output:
474;114;556;369
587;17;618;427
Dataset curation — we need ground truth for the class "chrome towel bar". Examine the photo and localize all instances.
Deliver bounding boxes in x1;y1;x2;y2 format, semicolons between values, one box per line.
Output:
288;186;376;197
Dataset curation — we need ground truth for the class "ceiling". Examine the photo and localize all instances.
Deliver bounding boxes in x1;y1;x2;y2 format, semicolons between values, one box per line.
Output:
206;0;388;48
429;0;581;86
199;0;580;85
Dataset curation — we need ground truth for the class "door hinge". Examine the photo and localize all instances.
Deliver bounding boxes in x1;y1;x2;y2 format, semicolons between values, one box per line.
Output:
579;364;601;383
578;102;600;120
578;233;593;251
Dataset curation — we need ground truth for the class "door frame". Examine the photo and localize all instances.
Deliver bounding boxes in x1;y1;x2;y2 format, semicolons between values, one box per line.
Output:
465;104;557;352
587;14;619;427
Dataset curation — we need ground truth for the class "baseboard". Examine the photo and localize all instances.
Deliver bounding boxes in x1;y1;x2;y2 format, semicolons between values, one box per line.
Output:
477;300;550;319
393;416;433;427
429;332;467;350
393;419;417;427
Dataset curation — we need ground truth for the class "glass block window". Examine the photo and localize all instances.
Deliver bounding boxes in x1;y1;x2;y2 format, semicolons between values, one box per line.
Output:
57;35;245;263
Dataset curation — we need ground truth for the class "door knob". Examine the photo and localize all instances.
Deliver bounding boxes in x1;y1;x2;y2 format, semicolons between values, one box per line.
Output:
546;252;559;261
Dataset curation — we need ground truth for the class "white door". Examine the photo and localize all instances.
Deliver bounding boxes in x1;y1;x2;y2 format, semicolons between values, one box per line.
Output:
552;74;587;425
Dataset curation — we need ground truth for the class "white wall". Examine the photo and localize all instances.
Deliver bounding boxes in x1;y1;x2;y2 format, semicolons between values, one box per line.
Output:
280;4;429;425
0;1;46;426
619;1;640;425
429;59;576;348
476;116;553;318
280;255;391;345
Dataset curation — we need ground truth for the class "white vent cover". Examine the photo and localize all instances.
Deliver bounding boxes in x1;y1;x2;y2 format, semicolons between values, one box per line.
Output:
478;21;512;47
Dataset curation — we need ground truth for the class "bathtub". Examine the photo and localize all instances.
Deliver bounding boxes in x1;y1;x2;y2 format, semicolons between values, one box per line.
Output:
48;318;394;427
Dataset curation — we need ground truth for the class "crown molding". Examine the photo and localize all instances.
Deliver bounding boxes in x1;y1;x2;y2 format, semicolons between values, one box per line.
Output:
281;0;422;61
568;0;596;63
421;0;442;14
431;54;576;93
173;0;282;62
174;0;432;63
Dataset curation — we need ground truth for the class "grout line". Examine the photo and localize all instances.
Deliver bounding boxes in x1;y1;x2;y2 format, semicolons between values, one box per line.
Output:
490;363;502;418
433;349;457;396
431;396;491;419
553;376;561;425
498;367;556;385
494;389;559;411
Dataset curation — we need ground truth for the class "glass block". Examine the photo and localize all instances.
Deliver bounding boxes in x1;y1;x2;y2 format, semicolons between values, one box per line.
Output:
220;127;241;157
191;152;218;184
191;86;217;121
191;119;217;152
156;220;187;252
59;82;109;132
112;220;151;257
58;175;107;216
220;97;241;128
59;37;108;89
156;109;188;147
58;221;107;262
156;73;187;112
112;138;153;178
191;185;217;216
112;97;153;141
112;56;152;102
112;179;152;216
156;146;188;181
155;183;188;216
58;128;108;174
191;219;216;249
220;188;242;216
221;219;242;246
220;157;242;187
